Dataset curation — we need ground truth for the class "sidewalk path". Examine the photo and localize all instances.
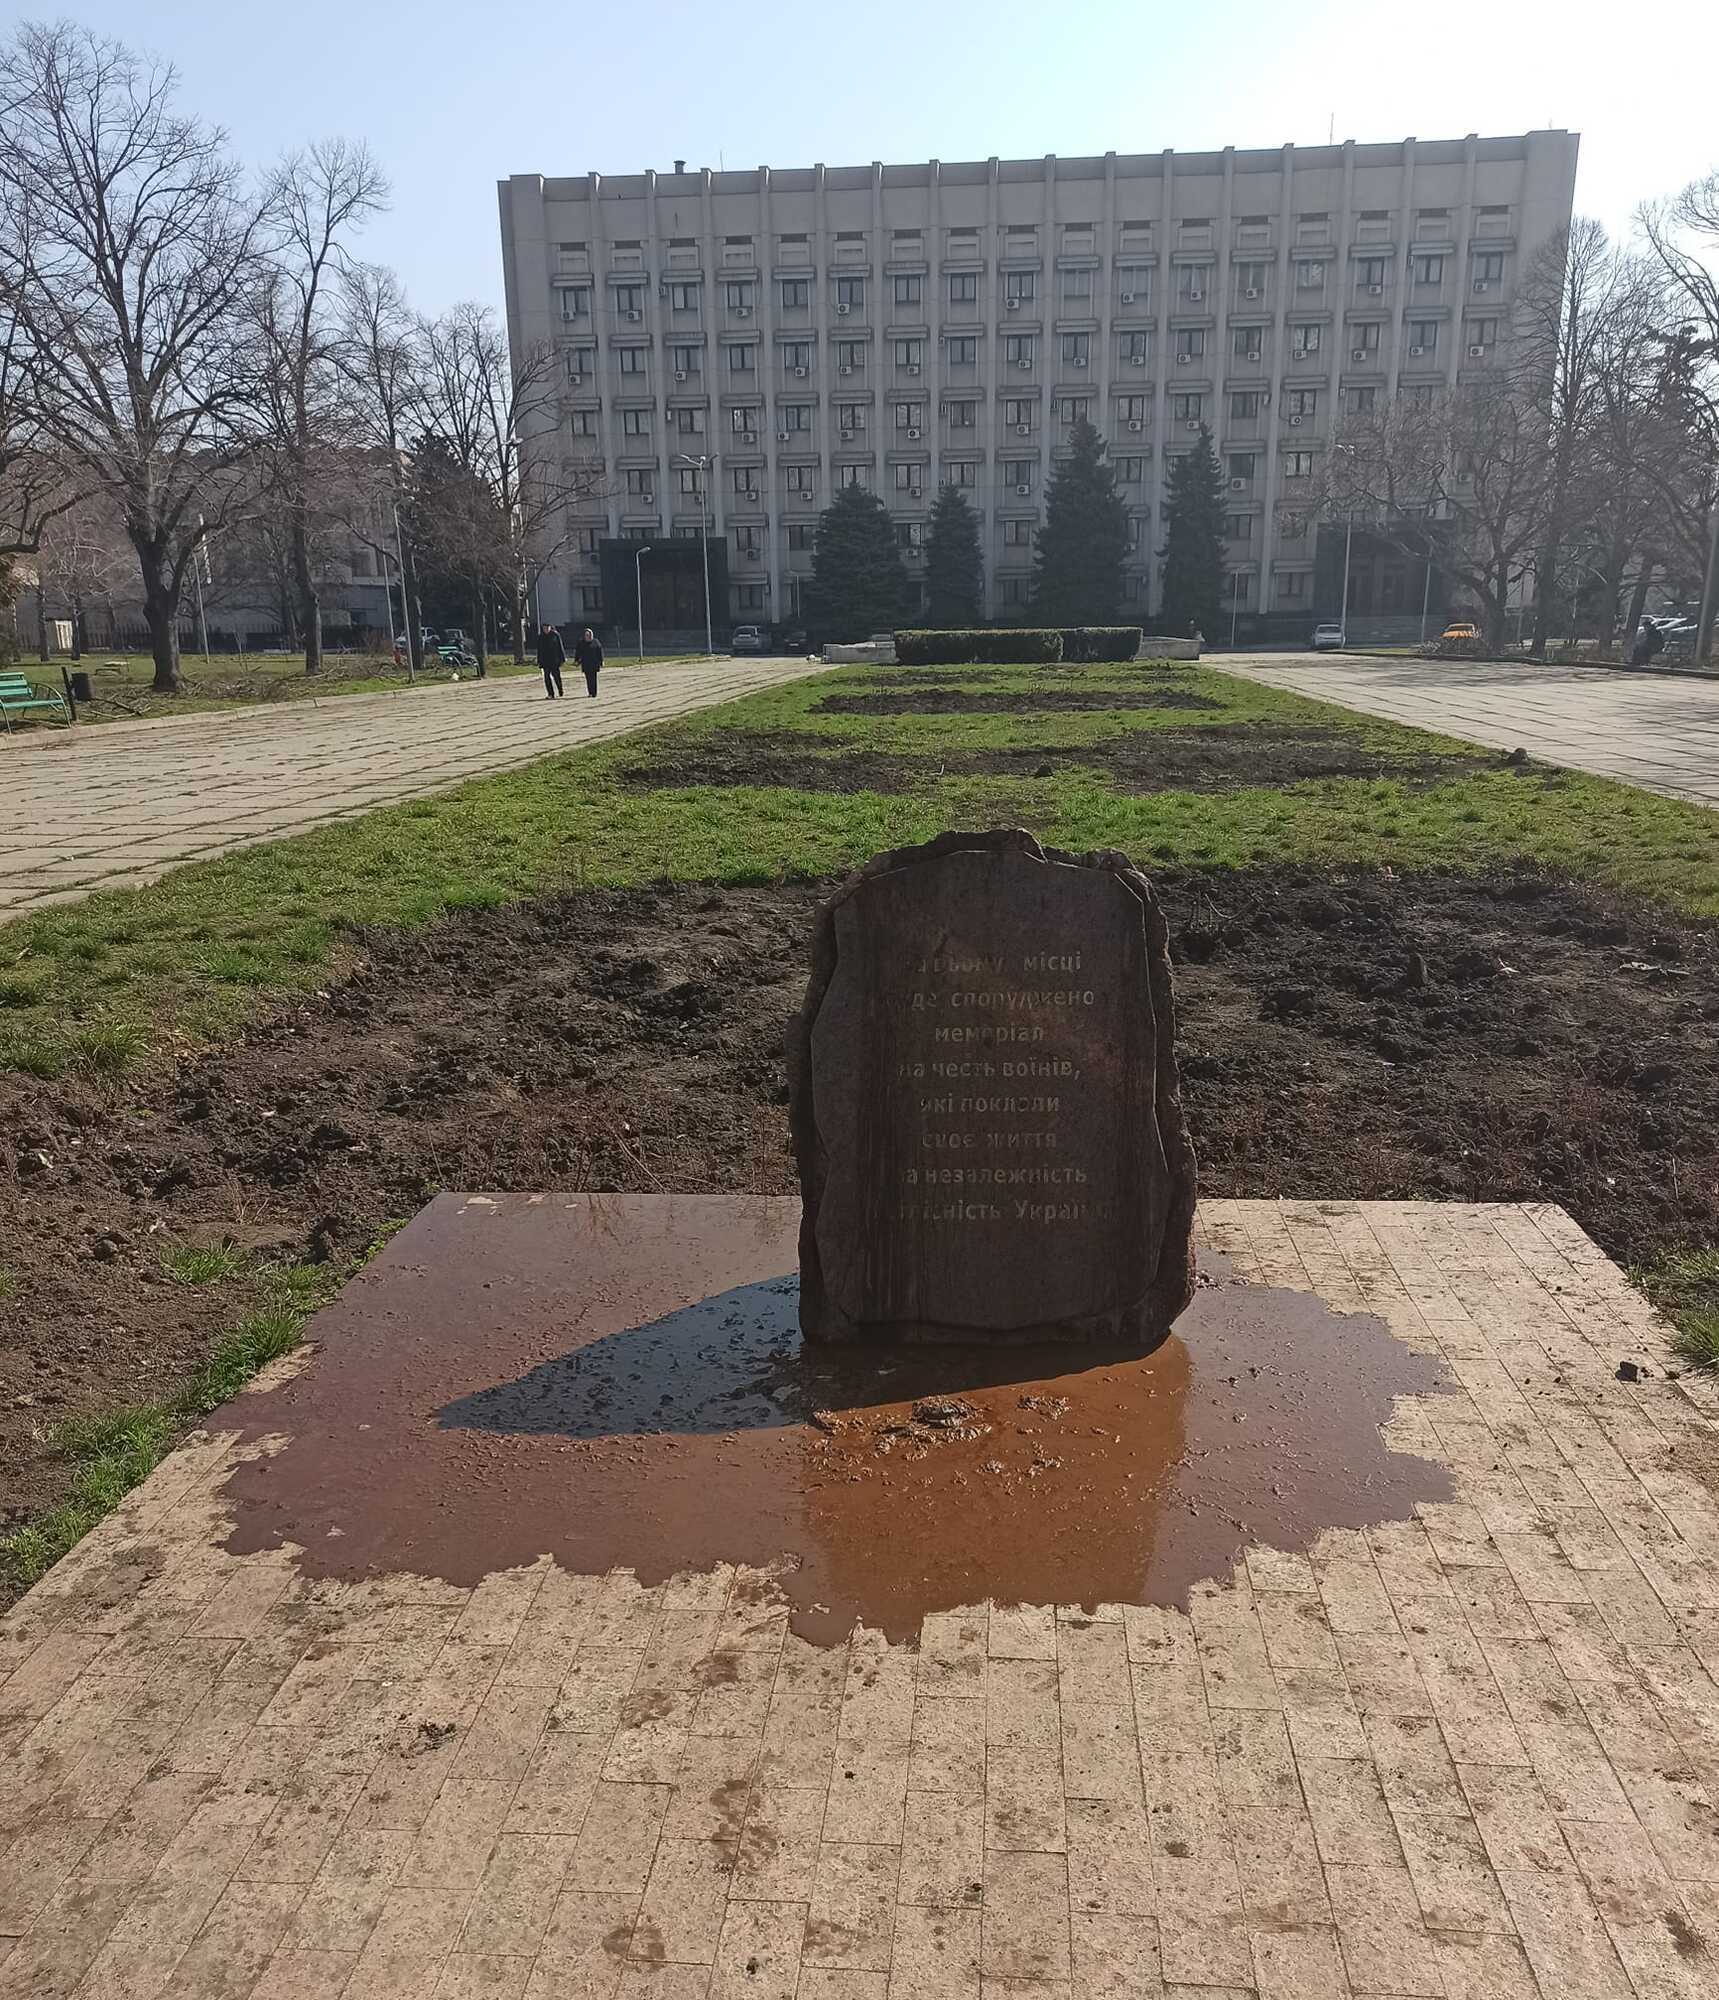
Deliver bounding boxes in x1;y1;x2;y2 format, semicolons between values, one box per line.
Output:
2;658;829;920
1220;652;1719;808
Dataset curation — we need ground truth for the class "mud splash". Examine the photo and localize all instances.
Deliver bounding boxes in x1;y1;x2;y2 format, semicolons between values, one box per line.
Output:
215;1193;1453;1643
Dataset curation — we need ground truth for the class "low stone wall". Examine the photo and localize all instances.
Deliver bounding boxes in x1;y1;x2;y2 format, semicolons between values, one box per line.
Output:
1144;637;1202;661
824;640;898;665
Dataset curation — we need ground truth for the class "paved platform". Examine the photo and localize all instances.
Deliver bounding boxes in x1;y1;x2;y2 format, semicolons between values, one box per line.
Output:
1220;654;1719;808
3;1200;1718;1999
0;658;829;922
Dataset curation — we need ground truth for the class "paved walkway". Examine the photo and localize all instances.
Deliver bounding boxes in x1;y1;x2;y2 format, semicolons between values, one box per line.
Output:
1221;654;1719;808
1;659;829;921
4;1200;1717;1999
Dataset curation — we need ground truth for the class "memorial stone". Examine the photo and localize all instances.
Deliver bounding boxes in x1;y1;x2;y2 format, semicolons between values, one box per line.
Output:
790;828;1196;1348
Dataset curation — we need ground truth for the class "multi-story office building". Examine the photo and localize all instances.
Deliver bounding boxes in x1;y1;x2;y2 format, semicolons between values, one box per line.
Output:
499;131;1577;637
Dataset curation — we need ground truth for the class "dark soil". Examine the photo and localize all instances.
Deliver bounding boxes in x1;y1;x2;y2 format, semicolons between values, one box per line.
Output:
619;724;1516;796
4;866;1717;1557
817;685;1225;715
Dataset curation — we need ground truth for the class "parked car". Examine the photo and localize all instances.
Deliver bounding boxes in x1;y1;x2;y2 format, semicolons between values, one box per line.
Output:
1440;620;1480;643
1310;622;1346;651
730;624;768;655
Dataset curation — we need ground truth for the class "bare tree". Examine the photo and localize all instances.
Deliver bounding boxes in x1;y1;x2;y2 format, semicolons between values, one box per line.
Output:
34;487;132;655
256;140;387;676
0;24;276;692
419;303;606;664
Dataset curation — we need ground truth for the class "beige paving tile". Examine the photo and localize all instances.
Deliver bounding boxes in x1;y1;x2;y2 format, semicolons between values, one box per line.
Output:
1324;1861;1443;1997
567;1784;671;1896
981;1851;1071;1985
633;1836;736;1966
802;1841;898;1971
900;1790;985;1906
459;1832;574;1957
985;1748;1067;1854
731;1784;823;1904
1064;1799;1155;1919
708;1897;804;1999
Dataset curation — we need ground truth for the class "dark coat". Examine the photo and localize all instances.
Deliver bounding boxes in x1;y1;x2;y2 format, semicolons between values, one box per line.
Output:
536;630;566;670
574;637;604;674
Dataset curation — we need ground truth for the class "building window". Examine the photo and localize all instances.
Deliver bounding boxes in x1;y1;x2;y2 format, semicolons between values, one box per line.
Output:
677;466;701;496
564;346;595;380
734;584;766;612
625;468;653;496
1226;513;1254;541
893;463;920;493
999;577;1030;607
1121;331;1151;364
674;407;705;436
1005;334;1034;367
575;525;601;555
942;400;977;428
1172;393;1203;423
1003;399;1035;429
614;283;645;316
1233;327;1262;361
1004;462;1035;490
894;523;923;551
1116;456;1145;483
728;344;755;374
671;345;701;376
1283;450;1315;479
1345;387;1377;418
577;586;603;615
1408;321;1439;354
1351;323;1381;354
1062;267;1093;303
894;273;923;308
837;404;867;433
618;347;646;374
944;459;976;486
1003;517;1035;546
1234;261;1267;295
1229;452;1256;482
1061;332;1090;367
1472;251;1505;286
723;280;753;311
558;285;591;320
948;271;978;306
786;465;814;490
1402;383;1436;410
730;406;760;435
570;409;597;437
781;404;811;432
946;335;978;367
1178;267;1210;303
1005;270;1036;304
1231;391;1262;421
1176;329;1206;360
1119;394;1148;424
1290;324;1322;356
1276;570;1309;602
1118;265;1150;304
1061;397;1090;424
781;278;809;309
1295;260;1325;290
1468;317;1499;349
622;408;650;437
896;402;923;430
782;341;811;371
669;282;699;312
839;464;867;488
1413;254;1444;286
836;340;865;372
895;339;923;369
787;524;812;551
1286;388;1318;419
731;467;758;498
835;275;865;309
1356;257;1388;291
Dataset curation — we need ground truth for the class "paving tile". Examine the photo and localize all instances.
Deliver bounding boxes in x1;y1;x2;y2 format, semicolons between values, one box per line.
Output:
731;1784;824;1903
986;1748;1067;1853
982;1851;1071;1984
460;1832;574;1957
566;1783;671;1896
802;1842;898;1971
1325;1862;1443;1997
899;1790;985;1907
708;1897;804;1999
633;1836;736;1966
1064;1799;1155;1918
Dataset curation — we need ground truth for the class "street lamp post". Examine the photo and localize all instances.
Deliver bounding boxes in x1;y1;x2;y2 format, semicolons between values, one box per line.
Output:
674;452;718;659
634;544;652;662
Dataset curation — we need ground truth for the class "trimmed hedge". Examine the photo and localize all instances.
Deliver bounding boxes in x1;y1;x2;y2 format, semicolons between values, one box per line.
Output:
894;626;1143;666
894;628;1062;665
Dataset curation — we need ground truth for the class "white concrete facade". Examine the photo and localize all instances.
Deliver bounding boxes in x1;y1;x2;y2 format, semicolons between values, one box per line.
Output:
499;133;1578;630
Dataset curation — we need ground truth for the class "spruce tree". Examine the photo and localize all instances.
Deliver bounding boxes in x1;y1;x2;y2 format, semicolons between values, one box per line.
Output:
806;483;914;641
1030;417;1131;624
1159;425;1227;639
922;481;984;625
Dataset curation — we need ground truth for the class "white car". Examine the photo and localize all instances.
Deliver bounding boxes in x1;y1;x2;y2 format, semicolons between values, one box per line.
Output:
1310;622;1346;651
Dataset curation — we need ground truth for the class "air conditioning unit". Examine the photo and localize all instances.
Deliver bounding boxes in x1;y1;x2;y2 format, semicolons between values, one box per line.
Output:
1351;347;1369;362
1244;287;1261;300
799;490;815;502
839;365;854;377
906;426;921;439
1230;477;1246;491
835;302;850;315
840;429;856;441
1120;292;1136;305
568;374;583;387
1473;280;1491;293
1127;419;1144;433
1409;344;1426;356
1015;483;1032;496
1129;354;1146;367
1288;414;1304;427
1015;422;1032;435
1005;297;1021;310
777;430;791;442
1367;284;1384;296
674;369;688;382
906;363;922;376
794;366;809;378
1176;352;1194;365
627;309;643;321
1187;289;1205;302
742;431;757;445
658;283;669;297
1073;356;1088;368
1467;343;1487;359
736;305;752;317
1291;348;1309;362
1184;419;1200;433
909;485;923;498
1017;358;1032;371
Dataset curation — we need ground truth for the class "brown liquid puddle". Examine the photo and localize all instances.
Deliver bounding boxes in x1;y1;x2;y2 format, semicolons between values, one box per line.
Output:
216;1194;1453;1642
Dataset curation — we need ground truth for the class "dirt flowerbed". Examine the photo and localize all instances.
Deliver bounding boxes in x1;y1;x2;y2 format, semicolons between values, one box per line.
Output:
5;866;1717;1546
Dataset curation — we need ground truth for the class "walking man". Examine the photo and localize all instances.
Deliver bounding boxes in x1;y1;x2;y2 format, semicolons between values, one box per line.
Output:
574;626;604;699
536;624;566;699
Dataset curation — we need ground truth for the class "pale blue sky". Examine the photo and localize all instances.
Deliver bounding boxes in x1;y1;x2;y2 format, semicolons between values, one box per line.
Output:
57;0;1719;315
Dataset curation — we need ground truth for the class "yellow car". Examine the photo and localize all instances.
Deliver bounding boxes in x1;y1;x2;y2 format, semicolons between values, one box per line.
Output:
1440;620;1480;643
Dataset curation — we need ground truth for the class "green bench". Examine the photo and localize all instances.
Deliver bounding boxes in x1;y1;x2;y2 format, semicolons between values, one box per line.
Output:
0;670;71;731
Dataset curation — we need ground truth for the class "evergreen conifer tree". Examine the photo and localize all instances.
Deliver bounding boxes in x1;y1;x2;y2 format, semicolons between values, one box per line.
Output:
1159;425;1227;638
922;482;984;624
806;484;914;640
1030;417;1131;623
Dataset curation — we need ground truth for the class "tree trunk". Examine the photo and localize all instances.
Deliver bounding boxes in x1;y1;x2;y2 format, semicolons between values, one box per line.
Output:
291;509;324;676
135;539;184;693
473;585;488;678
511;565;528;664
1529;539;1559;657
70;591;86;660
1623;561;1654;655
34;581;49;662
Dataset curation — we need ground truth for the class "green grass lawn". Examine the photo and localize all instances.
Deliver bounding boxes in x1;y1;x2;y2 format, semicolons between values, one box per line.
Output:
5;658;1719;1086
